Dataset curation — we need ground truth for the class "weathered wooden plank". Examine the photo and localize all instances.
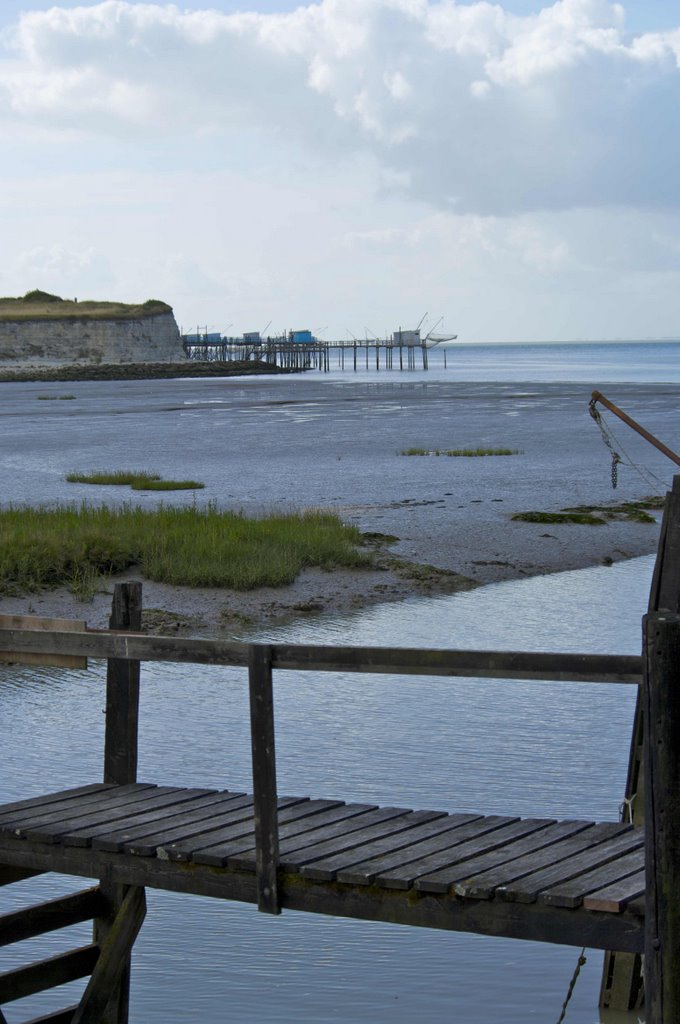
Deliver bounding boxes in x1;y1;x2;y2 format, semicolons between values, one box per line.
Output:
336;815;510;886
584;870;646;913
0;944;98;1003
291;810;450;879
10;787;199;843
541;848;645;907
0;627;643;682
499;830;644;904
86;793;251;853
158;796;307;862
286;813;468;882
418;820;591;895
0;784;159;831
71;886;146;1024
218;803;394;869
193;800;352;867
376;818;554;890
17;787;210;843
451;823;628;899
0;887;105;946
0;785;113;821
0;614;87;668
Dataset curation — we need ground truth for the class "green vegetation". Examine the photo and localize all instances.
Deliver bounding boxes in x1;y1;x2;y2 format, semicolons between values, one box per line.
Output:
400;447;520;457
0;504;371;597
37;394;76;401
512;497;664;526
66;471;204;491
0;290;172;322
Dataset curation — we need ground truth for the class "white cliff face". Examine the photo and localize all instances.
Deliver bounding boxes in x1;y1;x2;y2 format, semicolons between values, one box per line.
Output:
0;312;186;365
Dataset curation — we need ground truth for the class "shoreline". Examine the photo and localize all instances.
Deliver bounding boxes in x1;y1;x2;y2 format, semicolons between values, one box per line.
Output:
0;360;291;383
0;522;660;639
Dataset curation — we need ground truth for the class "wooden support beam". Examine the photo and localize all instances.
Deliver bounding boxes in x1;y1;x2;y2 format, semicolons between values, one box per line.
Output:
0;886;105;946
0;865;42;887
0;944;98;1004
644;611;680;1024
72;886;146;1024
248;644;280;914
22;1007;79;1024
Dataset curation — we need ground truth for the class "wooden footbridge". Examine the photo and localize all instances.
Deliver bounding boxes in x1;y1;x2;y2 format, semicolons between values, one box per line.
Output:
2;481;680;1023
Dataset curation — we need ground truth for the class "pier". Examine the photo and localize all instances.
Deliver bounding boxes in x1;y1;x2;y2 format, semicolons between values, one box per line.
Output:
181;334;435;372
2;480;680;1022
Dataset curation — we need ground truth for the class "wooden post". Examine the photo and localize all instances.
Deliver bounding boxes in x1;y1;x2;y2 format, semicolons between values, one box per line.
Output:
96;582;143;1024
601;475;680;1011
643;611;680;1024
103;582;142;786
248;644;280;914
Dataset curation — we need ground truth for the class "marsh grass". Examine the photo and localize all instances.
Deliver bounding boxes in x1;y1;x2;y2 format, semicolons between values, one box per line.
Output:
66;471;204;491
400;447;520;457
0;504;371;596
512;497;663;526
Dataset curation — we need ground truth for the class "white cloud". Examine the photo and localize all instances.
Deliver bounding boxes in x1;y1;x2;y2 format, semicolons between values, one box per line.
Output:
0;0;678;215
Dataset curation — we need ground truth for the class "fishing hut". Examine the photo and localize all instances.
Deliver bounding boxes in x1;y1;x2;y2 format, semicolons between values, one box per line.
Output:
2;481;680;1023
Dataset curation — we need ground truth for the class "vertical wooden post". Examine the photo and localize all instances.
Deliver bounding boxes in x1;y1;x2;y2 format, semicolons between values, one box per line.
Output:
96;582;143;1024
643;611;680;1024
248;644;280;915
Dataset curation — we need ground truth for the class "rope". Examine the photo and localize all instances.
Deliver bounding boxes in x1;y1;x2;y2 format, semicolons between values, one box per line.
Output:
588;400;668;493
619;793;636;824
555;948;587;1024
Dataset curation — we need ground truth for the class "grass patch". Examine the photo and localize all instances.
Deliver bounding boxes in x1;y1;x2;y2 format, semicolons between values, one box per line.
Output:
0;503;372;596
0;291;172;321
400;447;520;457
66;470;204;491
37;394;76;401
512;497;664;526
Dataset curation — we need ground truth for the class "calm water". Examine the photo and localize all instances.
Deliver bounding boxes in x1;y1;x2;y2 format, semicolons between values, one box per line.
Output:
0;340;669;1022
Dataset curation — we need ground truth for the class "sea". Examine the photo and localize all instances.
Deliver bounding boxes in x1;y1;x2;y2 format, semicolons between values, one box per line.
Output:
1;340;679;1023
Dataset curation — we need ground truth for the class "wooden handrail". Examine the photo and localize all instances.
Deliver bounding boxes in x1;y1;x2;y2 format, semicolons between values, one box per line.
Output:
0;628;642;684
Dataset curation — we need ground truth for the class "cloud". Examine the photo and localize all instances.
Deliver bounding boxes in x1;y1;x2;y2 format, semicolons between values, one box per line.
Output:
0;0;679;216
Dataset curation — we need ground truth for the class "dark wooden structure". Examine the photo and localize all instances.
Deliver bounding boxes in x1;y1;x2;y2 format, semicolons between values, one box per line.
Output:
2;481;680;1023
182;335;433;372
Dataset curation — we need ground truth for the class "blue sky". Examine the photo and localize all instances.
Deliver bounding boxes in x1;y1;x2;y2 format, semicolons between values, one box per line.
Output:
1;0;679;342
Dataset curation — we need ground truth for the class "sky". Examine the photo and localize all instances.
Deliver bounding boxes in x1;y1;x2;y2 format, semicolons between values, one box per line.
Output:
1;0;680;343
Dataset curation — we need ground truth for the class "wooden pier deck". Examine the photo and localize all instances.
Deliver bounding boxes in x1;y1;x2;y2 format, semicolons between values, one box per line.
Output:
2;477;680;1022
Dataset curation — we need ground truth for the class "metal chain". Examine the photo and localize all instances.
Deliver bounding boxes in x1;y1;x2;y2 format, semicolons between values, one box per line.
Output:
555;948;587;1024
588;400;667;493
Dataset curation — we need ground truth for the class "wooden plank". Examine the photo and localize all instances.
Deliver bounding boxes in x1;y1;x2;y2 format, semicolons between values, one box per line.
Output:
541;848;645;907
0;944;98;1003
0;627;643;682
584;870;646;913
211;802;382;868
0;887;104;946
71;886;146;1024
417;820;592;895
84;793;251;852
0;865;43;886
0;784;159;830
376;818;554;891
0;785;113;820
499;830;644;904
282;812;468;882
193;799;351;868
336;815;511;886
158;796;307;862
0;614;86;668
248;644;279;914
452;823;629;899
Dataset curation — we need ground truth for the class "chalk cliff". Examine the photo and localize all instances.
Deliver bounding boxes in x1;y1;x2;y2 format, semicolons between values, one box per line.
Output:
0;293;186;366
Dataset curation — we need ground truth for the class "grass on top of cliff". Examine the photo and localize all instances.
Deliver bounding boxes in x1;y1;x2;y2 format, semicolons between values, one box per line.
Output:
0;504;372;597
0;290;172;321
